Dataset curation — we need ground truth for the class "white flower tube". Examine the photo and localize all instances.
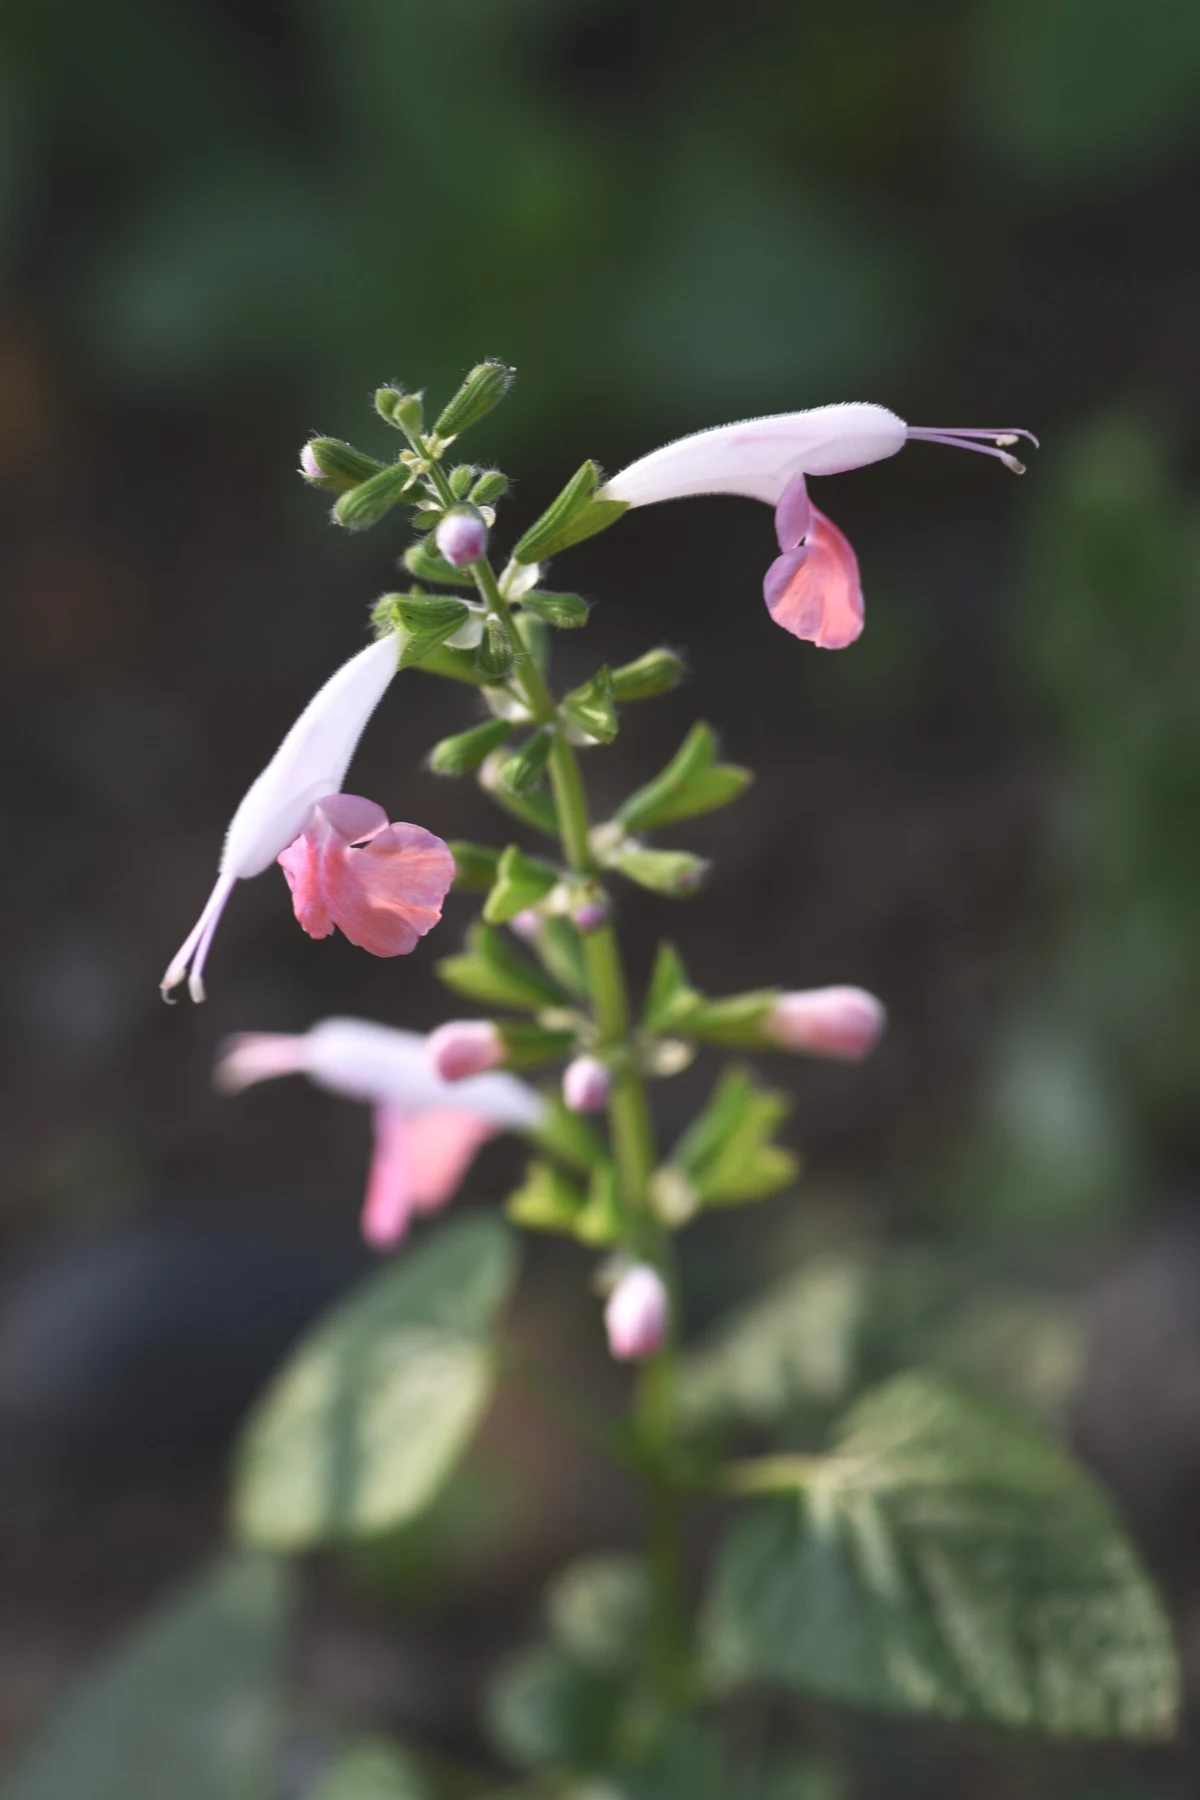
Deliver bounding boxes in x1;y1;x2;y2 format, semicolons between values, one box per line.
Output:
601;406;1036;652
162;633;400;1003
216;1019;545;1249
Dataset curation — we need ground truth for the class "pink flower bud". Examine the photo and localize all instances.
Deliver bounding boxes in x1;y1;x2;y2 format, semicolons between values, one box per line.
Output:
435;508;488;568
764;986;886;1060
605;1264;668;1361
427;1020;504;1082
299;442;322;482
562;1054;610;1113
572;899;609;934
509;908;542;941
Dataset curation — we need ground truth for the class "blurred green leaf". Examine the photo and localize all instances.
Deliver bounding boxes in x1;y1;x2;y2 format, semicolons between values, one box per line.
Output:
704;1374;1179;1737
233;1216;518;1549
672;1066;798;1205
545;1555;652;1674
0;1554;289;1800
485;1645;623;1773
312;1737;434;1800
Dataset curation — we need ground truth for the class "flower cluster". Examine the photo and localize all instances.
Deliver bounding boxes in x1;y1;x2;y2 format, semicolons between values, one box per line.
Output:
166;369;1031;1359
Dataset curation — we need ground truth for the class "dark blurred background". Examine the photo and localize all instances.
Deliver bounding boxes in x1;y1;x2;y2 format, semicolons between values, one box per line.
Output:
2;1;1200;1795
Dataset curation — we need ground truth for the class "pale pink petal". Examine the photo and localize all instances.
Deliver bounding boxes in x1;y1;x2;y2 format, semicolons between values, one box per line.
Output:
360;1107;417;1249
765;986;886;1060
763;506;863;650
277;796;455;958
404;1110;496;1214
214;1032;312;1092
605;1265;669;1361
427;1020;504;1081
774;472;812;552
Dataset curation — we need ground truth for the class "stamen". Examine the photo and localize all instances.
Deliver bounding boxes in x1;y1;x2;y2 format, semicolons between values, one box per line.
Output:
906;428;1029;474
908;426;1040;448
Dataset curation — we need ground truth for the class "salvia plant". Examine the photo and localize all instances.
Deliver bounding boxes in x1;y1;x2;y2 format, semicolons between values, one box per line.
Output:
5;366;1180;1800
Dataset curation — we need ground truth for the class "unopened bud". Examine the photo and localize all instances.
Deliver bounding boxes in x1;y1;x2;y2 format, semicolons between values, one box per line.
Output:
436;506;489;568
605;1264;669;1361
509;908;542;941
764;986;886;1061
299;442;322;482
476;616;514;681
300;436;385;493
427;1019;504;1081
571;897;609;934
471;470;508;506
375;386;425;435
610;648;686;702
434;362;516;440
563;1055;611;1114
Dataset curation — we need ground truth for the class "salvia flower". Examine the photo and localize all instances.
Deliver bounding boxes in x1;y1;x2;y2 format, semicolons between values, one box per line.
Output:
605;1264;669;1361
562;1054;611;1113
602;404;1036;650
426;1020;505;1082
216;1018;543;1249
435;506;489;568
764;985;886;1060
162;635;452;1001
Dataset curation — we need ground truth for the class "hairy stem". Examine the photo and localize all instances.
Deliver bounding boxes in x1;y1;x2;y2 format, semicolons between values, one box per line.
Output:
421;446;687;1712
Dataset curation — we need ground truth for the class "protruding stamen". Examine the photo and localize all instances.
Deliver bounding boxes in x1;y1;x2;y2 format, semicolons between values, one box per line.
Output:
906;427;1032;473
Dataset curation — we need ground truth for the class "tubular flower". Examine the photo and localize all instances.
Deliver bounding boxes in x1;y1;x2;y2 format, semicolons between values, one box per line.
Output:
426;1020;505;1082
764;986;886;1060
601;404;1037;650
215;1018;544;1250
162;634;451;1001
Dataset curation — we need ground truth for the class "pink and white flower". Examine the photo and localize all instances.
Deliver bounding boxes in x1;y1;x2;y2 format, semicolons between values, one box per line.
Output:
426;1020;505;1082
764;985;886;1060
602;404;1036;650
161;634;453;1001
604;1263;669;1361
216;1018;544;1250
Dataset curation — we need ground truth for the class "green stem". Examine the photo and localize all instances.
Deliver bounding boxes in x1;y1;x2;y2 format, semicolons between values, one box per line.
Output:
423;447;687;1714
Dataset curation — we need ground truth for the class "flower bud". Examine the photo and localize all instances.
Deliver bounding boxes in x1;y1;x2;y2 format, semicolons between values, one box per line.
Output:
610;648;686;702
427;1019;504;1081
299;442;322;482
375;386;425;435
571;897;609;934
476;616;514;681
434;362;515;440
563;1055;611;1114
605;1264;668;1361
764;986;886;1060
509;908;542;941
471;469;508;506
436;506;489;568
300;437;385;493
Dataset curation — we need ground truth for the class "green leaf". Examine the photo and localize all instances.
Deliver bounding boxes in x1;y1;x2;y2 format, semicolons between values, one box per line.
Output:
485;1645;623;1772
0;1554;289;1800
482;844;559;924
677;1256;871;1432
525;1092;607;1174
437;923;570;1012
673;1066;798;1203
610;846;710;897
561;667;618;744
574;1161;624;1246
545;1555;652;1674
448;842;501;891
505;1159;587;1233
618;723;753;834
334;461;416;530
497;725;555;794
704;1373;1180;1738
512;460;597;563
521;589;591;628
432;722;513;779
433;360;515;440
233;1216;518;1549
312;1737;435;1800
393;594;472;669
533;915;590;1000
610;648;686;702
678;990;779;1048
642;942;700;1032
495;1021;578;1071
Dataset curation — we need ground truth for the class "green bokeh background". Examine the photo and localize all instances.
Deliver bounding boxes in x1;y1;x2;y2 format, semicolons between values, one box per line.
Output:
1;2;1199;1796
